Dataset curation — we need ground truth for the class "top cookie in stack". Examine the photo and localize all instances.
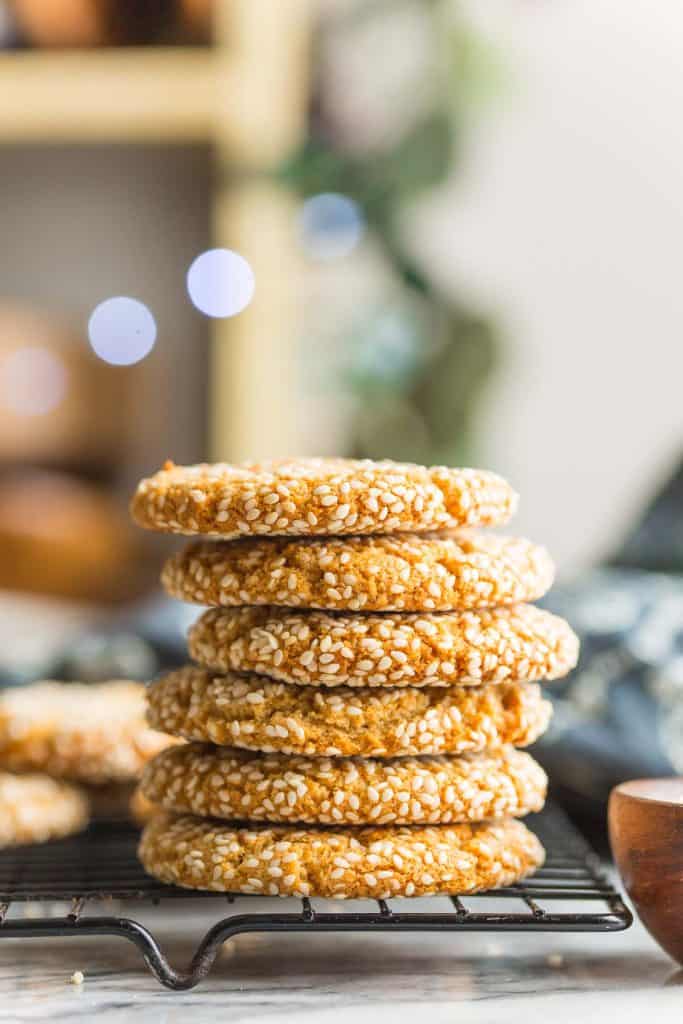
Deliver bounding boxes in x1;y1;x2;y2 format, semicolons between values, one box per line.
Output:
131;458;519;539
133;458;577;900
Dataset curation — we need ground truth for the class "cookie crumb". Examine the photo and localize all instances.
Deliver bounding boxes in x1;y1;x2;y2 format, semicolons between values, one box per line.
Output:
546;953;564;968
70;970;85;985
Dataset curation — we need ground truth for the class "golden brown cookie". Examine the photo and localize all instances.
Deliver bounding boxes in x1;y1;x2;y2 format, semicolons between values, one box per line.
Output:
188;604;577;688
146;667;552;757
0;680;176;784
132;458;517;539
138;812;544;898
0;772;89;848
141;743;547;826
163;531;554;613
0;470;140;603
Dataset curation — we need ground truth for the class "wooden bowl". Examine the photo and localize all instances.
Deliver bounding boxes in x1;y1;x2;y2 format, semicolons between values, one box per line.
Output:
608;778;683;965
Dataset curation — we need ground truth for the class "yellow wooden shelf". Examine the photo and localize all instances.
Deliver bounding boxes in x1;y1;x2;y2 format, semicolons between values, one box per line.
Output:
0;0;314;460
0;47;216;143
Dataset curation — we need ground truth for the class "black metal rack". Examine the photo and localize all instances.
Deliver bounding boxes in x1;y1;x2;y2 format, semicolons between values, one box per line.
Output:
0;803;631;990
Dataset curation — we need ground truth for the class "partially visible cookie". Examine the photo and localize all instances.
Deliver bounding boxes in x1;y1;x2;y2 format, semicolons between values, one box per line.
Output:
163;531;554;613
0;772;89;848
146;667;551;757
138;813;544;898
132;458;517;539
0;681;176;784
141;743;547;826
189;604;578;688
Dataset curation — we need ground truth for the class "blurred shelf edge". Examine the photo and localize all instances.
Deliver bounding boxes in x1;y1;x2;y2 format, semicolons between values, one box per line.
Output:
0;0;314;461
0;48;217;143
0;39;310;160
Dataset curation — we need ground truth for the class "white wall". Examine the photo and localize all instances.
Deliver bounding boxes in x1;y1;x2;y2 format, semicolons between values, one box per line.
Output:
409;0;683;571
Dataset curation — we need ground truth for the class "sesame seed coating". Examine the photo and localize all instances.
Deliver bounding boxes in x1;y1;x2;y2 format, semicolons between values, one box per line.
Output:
189;604;577;688
138;812;544;898
131;458;518;539
0;681;177;784
163;530;554;613
146;667;552;758
141;743;547;826
0;772;89;848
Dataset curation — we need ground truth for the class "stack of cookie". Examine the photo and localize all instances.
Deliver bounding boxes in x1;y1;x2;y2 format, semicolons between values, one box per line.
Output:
132;459;578;899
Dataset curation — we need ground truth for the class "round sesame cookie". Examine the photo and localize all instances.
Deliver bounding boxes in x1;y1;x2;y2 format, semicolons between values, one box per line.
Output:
188;604;577;688
163;531;554;614
141;743;547;826
146;667;552;757
131;458;517;539
0;772;89;848
138;812;544;898
0;680;176;784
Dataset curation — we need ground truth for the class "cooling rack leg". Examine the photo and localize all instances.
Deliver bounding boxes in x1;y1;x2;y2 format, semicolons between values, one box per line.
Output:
0;915;309;990
105;919;226;990
86;916;313;988
0;917;202;991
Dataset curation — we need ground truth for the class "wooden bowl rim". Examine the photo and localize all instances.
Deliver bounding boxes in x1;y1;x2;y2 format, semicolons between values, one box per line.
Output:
612;777;683;809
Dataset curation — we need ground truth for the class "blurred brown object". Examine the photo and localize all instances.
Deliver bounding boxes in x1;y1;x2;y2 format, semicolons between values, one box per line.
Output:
0;470;142;602
0;679;178;781
86;781;136;822
102;0;177;45
10;0;210;48
10;0;108;48
129;785;156;827
179;0;212;43
0;305;126;469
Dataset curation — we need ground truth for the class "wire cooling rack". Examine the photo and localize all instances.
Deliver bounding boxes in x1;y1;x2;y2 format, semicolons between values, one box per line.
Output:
0;802;631;989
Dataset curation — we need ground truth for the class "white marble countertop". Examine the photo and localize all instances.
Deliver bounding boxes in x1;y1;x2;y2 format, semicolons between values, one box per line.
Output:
0;894;680;1023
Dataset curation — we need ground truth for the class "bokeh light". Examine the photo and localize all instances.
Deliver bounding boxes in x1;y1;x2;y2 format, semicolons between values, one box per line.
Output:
298;193;365;261
0;346;67;416
186;248;255;318
88;297;157;366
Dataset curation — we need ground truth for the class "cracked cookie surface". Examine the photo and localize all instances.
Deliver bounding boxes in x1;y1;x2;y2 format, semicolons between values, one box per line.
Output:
132;458;517;539
146;667;552;757
138;812;544;898
141;743;547;826
164;531;554;613
188;604;577;687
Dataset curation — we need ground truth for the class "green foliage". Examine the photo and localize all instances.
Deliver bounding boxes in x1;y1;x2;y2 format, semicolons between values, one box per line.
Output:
280;111;453;233
278;0;500;465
